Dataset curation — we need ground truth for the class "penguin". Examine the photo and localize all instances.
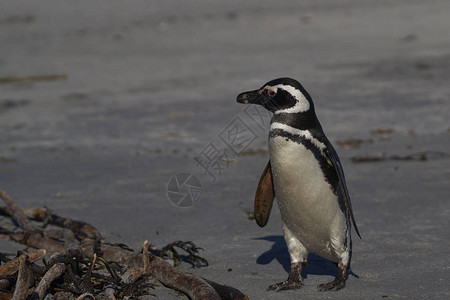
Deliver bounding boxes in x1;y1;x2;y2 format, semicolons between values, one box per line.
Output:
236;77;361;292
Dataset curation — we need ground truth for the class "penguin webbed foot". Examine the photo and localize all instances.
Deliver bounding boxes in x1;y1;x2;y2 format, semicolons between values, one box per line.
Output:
317;263;347;292
267;279;303;291
317;277;345;291
267;262;303;292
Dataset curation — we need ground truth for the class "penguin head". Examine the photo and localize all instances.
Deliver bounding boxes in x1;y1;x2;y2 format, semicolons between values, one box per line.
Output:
236;77;314;114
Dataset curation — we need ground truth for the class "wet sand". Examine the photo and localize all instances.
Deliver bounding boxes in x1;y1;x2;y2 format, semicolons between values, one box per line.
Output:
1;1;449;298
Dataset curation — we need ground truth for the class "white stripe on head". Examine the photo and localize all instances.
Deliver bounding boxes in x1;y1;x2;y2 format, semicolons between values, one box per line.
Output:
264;84;310;114
270;122;326;152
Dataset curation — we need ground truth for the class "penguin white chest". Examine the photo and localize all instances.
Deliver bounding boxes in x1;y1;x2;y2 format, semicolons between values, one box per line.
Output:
269;135;345;254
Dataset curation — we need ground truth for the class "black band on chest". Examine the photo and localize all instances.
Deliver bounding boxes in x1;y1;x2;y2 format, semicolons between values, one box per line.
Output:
269;129;340;198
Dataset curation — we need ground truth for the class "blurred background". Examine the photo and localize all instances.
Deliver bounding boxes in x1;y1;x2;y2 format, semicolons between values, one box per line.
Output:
1;1;449;298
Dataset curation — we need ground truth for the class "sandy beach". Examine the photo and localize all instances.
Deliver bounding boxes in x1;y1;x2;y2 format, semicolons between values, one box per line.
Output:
1;0;449;298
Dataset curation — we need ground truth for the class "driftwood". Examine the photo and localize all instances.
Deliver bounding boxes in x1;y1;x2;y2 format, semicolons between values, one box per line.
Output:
351;151;450;163
31;263;66;300
23;207;102;242
0;249;46;279
204;280;249;300
0;190;36;232
148;256;220;300
12;255;33;300
0;189;248;299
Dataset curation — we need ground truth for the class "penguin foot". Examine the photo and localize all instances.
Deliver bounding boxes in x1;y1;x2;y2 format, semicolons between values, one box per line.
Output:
317;263;347;292
267;262;303;291
317;278;345;291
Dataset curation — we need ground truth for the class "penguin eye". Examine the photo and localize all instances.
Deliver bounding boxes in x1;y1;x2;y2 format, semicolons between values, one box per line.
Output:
267;90;277;97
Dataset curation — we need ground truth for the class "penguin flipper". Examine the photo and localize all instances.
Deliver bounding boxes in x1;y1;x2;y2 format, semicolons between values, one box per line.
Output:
254;160;275;227
324;147;362;239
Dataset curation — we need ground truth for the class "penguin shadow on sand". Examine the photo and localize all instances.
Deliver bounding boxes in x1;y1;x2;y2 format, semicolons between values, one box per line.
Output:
254;235;337;279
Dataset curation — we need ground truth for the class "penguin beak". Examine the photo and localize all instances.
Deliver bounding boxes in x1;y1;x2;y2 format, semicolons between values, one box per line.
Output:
236;89;262;104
